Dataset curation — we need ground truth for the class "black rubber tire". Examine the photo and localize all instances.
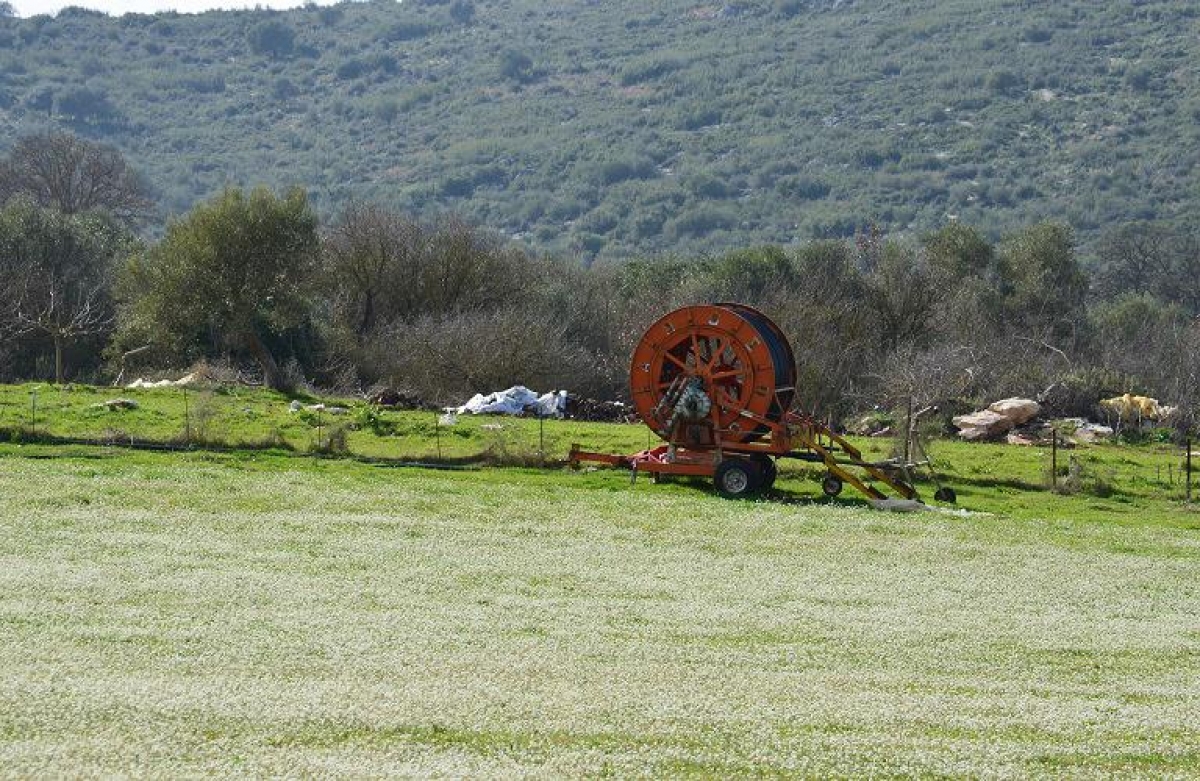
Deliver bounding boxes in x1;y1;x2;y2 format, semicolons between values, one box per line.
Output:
821;474;844;498
934;486;957;504
715;458;763;498
750;454;777;490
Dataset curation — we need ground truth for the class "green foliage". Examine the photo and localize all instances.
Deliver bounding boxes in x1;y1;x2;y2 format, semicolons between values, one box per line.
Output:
54;86;115;122
499;49;534;84
387;20;436;41
0;199;135;382
117;187;318;390
315;4;343;26
247;18;295;58
0;0;1197;258
619;55;685;86
998;222;1088;343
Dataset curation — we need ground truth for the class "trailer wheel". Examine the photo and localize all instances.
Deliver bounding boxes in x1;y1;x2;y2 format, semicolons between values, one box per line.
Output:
934;486;957;504
821;474;843;498
751;454;777;490
715;458;762;498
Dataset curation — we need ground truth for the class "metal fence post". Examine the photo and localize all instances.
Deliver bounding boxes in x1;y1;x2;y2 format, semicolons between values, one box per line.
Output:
1188;438;1193;504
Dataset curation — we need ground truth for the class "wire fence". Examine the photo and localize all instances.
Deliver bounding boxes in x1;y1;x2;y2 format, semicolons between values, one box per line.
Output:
0;385;641;468
0;385;1194;503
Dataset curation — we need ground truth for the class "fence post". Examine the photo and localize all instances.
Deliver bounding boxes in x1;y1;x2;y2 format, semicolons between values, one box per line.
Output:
1188;438;1193;504
29;389;37;435
539;412;545;463
903;396;913;466
1051;428;1058;491
435;411;442;460
183;386;191;446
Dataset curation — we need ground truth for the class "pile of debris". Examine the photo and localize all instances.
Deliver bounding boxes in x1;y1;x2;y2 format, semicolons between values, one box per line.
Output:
367;388;437;411
566;397;637;423
452;386;569;418
441;386;636;422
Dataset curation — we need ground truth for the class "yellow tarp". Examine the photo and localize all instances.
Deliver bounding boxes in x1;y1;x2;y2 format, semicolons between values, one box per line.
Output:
1100;394;1166;420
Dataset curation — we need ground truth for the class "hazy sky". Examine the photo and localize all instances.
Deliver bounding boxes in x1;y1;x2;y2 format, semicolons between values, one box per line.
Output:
10;0;334;16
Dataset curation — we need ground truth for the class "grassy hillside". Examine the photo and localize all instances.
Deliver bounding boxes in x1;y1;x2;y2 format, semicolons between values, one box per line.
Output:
1;0;1196;258
1;447;1197;774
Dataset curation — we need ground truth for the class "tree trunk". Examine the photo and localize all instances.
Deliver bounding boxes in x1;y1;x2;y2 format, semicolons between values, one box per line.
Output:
53;332;64;385
357;289;374;341
245;329;287;392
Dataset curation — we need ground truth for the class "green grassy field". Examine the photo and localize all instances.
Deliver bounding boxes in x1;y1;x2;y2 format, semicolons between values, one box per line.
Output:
0;381;1194;521
1;444;1197;776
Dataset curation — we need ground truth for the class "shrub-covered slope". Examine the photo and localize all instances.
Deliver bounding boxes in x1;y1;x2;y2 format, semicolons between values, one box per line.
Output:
0;0;1195;258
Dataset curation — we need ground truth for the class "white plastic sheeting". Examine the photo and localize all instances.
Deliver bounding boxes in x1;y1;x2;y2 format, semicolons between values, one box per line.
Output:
453;386;568;417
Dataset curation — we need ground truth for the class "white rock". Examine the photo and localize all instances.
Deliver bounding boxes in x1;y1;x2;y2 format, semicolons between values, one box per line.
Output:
952;410;1013;441
1071;422;1114;444
988;397;1040;425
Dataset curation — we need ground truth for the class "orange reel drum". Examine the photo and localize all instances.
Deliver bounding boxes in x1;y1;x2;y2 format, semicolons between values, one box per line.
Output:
629;304;797;445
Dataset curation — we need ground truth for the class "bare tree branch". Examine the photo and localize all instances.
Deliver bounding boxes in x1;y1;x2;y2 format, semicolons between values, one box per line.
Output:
0;131;153;226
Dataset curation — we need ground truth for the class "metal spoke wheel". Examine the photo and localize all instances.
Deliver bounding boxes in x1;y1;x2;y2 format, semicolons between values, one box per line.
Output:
630;304;796;444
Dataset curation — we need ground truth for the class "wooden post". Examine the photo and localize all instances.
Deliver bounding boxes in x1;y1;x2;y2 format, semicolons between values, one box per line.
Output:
1051;429;1058;490
435;411;441;460
183;386;191;445
539;412;545;462
30;389;37;434
1188;438;1193;504
904;396;913;466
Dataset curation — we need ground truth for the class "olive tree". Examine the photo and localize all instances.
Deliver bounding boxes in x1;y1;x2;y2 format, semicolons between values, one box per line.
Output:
997;222;1088;347
0;198;132;383
118;187;318;391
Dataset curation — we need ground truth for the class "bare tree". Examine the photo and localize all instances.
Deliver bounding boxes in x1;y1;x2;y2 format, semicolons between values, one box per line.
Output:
323;201;423;342
1094;222;1175;300
325;206;530;334
0;131;153;225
